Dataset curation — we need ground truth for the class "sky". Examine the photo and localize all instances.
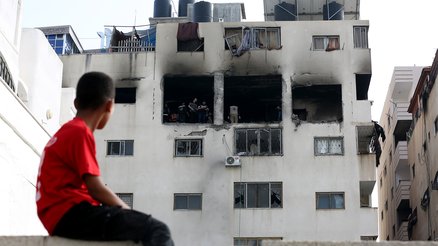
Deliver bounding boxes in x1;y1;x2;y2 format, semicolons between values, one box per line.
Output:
21;0;438;120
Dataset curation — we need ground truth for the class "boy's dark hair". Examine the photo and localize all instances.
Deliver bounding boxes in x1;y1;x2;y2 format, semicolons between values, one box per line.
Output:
75;72;115;110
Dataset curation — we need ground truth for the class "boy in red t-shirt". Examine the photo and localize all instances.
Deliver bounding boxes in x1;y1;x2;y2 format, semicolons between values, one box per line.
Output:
36;72;173;246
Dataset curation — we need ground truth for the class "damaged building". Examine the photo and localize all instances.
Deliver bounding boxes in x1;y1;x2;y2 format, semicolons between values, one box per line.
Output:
57;0;377;244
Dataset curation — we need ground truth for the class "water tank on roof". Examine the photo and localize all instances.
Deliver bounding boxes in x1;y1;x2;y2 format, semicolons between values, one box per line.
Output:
179;0;195;17
154;0;171;18
323;1;344;20
193;1;213;22
274;2;297;21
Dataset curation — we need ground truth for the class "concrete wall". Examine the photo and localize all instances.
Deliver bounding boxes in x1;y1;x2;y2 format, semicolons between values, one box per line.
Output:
60;20;376;245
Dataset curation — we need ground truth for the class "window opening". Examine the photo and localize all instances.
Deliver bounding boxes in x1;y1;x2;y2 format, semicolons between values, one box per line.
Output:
175;139;203;157
115;87;137;104
116;193;133;208
234;182;282;209
353;26;369;48
235;128;282;156
177;22;204;52
224;27;281;56
107;140;134;156
174;193;202;210
163;76;214;123
225;75;282;123
292;84;342;123
314;137;344;156
356;74;371;100
316;192;345;209
313;36;340;51
234;237;282;246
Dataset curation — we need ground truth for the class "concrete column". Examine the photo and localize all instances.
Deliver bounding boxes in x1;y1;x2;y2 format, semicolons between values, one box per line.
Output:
282;73;292;122
214;72;224;125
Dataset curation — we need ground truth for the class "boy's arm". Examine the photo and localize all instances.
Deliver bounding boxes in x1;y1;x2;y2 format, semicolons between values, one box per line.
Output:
83;174;130;209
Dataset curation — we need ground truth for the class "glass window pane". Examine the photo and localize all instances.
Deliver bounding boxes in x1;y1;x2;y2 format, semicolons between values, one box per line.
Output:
313;37;325;50
176;140;187;156
329;138;343;154
234;183;246;208
54;47;63;54
188;194;202;209
253;28;266;49
125;140;134;155
247;183;258;208
271;183;282;208
236;130;247;154
332;194;344;208
317;193;330;209
257;183;270;208
271;129;281;154
55;40;64;47
108;142;121;155
174;195;188;209
190;140;200;156
248;130;258;155
316;139;329;154
267;28;280;49
259;130;269;154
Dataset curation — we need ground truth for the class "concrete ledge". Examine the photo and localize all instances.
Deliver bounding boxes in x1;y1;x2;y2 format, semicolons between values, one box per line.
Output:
264;241;438;246
0;237;139;246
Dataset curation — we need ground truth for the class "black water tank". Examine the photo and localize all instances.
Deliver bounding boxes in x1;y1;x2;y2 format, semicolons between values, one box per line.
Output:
154;0;171;18
193;1;213;22
179;0;195;17
274;2;297;21
323;1;344;20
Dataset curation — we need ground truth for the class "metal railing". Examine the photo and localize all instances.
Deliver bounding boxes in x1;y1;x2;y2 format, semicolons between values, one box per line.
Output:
110;37;155;53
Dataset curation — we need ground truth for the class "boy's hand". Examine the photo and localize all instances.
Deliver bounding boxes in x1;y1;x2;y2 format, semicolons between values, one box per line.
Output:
83;174;130;209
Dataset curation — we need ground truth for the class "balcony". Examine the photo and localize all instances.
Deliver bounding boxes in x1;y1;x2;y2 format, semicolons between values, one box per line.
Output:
356;123;374;154
394;141;408;167
395;180;411;210
393;102;412;138
397;221;409;241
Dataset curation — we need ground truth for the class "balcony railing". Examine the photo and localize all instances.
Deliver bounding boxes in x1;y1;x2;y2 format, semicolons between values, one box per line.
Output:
110;38;155;53
397;221;409;241
395;180;411;209
394;141;408;167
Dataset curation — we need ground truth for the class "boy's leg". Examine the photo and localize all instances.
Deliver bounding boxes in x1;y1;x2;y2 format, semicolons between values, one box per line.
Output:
53;202;173;246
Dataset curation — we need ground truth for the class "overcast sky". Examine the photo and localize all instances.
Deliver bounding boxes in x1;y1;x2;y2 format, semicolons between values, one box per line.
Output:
21;0;438;120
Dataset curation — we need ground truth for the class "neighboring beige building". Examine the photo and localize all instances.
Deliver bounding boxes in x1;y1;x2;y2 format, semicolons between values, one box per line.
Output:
58;1;378;245
0;0;63;235
377;66;423;240
407;51;438;241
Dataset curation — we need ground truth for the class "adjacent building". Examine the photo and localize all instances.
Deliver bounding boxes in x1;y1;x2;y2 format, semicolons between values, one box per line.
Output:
377;66;423;240
58;0;377;244
37;25;83;55
406;51;438;241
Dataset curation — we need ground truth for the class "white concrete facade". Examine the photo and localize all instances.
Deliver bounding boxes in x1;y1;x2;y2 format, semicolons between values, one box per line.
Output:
377;66;423;241
0;0;62;235
60;20;377;245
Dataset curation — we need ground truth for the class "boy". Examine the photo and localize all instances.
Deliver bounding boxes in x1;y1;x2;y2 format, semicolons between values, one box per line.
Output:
36;72;174;246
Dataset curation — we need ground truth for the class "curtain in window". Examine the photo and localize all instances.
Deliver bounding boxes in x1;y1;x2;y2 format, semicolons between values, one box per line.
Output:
316;139;329;154
329;138;343;154
326;37;340;51
313;37;325;50
267;28;280;49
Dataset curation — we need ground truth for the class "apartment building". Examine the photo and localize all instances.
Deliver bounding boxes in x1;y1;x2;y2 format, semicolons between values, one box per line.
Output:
377;66;423;240
406;51;438;241
57;0;377;244
0;0;63;235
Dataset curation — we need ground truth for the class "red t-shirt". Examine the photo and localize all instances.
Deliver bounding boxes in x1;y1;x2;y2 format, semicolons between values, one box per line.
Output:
36;117;100;235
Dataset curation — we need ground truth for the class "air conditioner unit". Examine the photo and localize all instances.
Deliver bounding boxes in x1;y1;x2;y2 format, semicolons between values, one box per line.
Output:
225;156;241;167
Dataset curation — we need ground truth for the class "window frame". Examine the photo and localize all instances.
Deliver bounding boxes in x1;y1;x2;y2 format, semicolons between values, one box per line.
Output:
106;140;134;156
234;182;282;209
174;138;203;157
224;27;281;52
173;193;202;210
233;237;282;246
312;35;340;51
314;137;344;156
235;128;282;156
353;26;369;49
316;192;345;210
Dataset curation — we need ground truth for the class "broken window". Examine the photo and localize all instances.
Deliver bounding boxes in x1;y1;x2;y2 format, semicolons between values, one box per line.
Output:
163;76;214;123
356;74;371;100
225;27;281;56
235;128;282;156
292;84;343;122
314;137;344;156
115;87;136;104
234;182;282;209
107;140;134;156
116;193;133;208
225;75;282;123
177;22;204;52
316;192;345;209
175;139;202;157
313;36;340;51
353;26;369;48
174;193;202;210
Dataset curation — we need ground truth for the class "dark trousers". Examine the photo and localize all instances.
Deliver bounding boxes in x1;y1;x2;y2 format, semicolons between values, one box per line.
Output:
53;202;174;246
